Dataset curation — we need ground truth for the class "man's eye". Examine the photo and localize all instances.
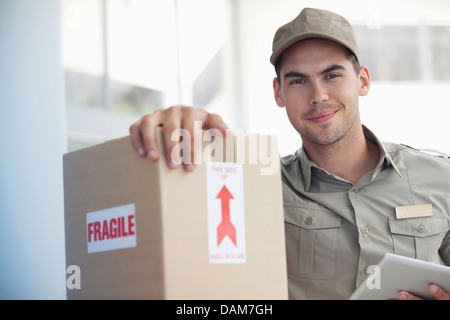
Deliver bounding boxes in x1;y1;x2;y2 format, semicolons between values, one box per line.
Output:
326;73;340;79
290;79;305;85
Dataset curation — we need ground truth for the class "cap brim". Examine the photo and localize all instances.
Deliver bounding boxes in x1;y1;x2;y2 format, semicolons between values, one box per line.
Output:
270;32;358;66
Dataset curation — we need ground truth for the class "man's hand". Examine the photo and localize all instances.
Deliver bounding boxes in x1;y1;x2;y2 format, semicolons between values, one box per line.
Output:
129;106;229;171
398;284;450;300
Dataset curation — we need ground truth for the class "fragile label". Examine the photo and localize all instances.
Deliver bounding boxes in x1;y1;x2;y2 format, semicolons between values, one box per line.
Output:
206;162;246;263
86;203;137;254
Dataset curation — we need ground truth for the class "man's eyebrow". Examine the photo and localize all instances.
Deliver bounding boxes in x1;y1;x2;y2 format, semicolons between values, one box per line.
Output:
283;71;307;80
319;64;346;76
283;65;346;80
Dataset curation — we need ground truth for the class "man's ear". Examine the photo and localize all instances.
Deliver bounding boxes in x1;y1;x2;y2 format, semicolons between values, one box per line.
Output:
273;78;285;107
358;66;371;97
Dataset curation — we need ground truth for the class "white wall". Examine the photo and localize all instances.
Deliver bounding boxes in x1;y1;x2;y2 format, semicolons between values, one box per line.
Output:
361;82;450;154
0;0;66;299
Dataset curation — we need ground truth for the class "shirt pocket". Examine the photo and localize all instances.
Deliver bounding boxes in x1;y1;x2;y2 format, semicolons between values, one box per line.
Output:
388;211;449;262
284;203;342;280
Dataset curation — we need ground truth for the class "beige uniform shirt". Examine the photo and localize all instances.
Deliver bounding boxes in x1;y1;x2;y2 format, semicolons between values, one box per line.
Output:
281;126;450;299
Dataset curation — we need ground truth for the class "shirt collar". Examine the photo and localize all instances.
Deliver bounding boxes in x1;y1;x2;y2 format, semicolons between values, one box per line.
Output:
295;125;402;191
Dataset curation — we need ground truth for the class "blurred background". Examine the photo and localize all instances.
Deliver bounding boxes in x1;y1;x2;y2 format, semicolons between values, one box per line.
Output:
1;0;449;299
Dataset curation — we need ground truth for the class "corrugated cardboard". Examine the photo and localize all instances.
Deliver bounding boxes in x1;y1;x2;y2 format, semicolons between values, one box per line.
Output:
63;129;288;299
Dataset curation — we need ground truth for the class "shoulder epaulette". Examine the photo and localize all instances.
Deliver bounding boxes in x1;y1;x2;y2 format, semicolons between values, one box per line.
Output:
401;144;450;159
280;154;297;165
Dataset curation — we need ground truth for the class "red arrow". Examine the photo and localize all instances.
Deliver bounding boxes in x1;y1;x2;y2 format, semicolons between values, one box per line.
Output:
216;185;237;246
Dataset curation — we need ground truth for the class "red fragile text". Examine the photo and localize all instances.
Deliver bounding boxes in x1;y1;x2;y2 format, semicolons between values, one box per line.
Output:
87;214;135;243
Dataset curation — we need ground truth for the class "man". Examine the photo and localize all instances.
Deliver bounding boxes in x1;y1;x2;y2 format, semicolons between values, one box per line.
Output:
129;8;450;299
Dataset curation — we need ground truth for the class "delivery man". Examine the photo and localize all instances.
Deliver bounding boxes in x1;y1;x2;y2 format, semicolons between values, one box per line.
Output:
129;8;450;300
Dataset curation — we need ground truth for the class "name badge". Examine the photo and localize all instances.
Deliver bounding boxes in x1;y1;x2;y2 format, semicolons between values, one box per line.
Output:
395;204;433;219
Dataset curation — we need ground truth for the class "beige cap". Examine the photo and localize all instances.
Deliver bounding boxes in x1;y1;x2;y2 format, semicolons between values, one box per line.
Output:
270;8;359;66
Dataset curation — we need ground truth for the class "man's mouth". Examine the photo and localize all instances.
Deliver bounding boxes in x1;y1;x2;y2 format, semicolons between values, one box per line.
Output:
307;109;340;124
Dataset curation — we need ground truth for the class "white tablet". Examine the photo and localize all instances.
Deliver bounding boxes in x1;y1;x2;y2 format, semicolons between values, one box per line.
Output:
349;253;450;300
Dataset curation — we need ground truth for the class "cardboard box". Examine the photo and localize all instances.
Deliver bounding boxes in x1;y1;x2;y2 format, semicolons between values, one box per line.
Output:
63;129;288;299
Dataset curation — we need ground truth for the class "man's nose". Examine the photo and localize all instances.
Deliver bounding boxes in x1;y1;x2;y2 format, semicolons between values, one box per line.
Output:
308;82;329;105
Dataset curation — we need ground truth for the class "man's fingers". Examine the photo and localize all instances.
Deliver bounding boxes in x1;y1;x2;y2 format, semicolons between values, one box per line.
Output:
129;120;146;157
398;286;450;300
397;291;422;300
138;112;164;160
163;123;183;168
130;106;230;172
204;112;229;137
130;117;160;159
129;109;166;160
181;108;204;171
429;284;450;300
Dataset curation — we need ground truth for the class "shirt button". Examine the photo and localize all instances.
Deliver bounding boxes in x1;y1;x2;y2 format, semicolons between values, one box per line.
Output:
363;266;369;274
305;217;313;225
362;226;370;234
418;225;425;233
351;188;358;193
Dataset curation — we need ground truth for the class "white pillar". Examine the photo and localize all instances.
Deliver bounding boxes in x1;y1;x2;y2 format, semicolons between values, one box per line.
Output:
0;0;66;299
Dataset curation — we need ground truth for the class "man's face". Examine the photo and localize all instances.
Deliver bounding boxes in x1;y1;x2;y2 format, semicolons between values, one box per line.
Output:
273;39;370;146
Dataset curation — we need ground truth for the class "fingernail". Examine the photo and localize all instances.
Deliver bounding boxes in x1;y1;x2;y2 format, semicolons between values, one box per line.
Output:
168;159;178;168
399;292;408;300
430;285;439;295
137;146;145;157
185;163;195;171
147;149;157;160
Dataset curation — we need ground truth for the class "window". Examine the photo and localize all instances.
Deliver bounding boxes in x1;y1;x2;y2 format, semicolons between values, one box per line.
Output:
62;0;230;150
355;25;450;81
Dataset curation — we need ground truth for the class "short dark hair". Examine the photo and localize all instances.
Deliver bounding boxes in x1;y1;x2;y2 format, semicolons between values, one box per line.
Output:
274;46;361;85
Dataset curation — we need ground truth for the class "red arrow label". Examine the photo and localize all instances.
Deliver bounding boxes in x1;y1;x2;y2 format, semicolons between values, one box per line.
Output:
216;185;237;247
